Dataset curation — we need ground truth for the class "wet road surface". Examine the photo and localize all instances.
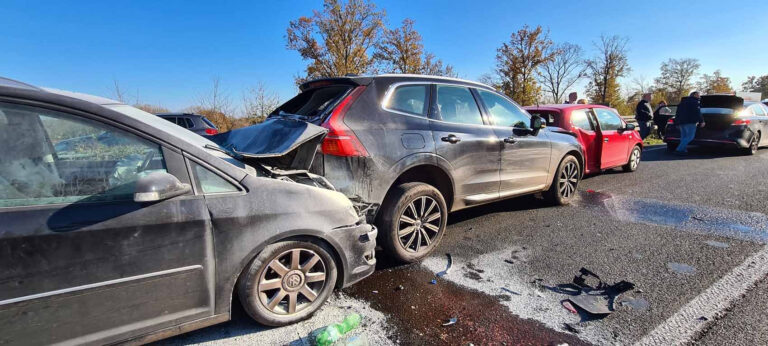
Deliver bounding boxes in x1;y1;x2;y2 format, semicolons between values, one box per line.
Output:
163;145;768;345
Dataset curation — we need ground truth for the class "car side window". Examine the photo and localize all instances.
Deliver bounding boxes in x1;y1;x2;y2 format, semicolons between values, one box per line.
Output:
191;161;239;194
385;84;428;116
435;85;484;125
750;105;765;116
185;118;195;128
476;89;530;128
593;108;623;131
570;109;595;130
163;117;176;124
0;102;167;208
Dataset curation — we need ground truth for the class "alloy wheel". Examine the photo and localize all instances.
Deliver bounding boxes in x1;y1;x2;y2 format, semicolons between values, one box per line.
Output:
751;133;760;154
558;161;579;198
398;196;441;253
630;148;641;170
258;248;326;315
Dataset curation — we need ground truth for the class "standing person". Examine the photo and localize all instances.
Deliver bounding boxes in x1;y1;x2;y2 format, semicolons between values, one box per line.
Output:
674;91;705;155
653;100;671;138
635;93;653;139
564;92;578;104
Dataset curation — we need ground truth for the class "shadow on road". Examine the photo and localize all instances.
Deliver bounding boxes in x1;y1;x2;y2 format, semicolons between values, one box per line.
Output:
641;145;747;162
448;194;549;225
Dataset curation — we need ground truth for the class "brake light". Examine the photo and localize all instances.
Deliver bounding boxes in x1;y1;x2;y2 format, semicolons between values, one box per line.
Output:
732;119;751;125
205;128;219;135
320;86;369;157
667;118;675;124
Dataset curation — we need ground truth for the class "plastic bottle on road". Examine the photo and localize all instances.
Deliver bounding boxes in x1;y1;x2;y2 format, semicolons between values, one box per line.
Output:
315;313;361;346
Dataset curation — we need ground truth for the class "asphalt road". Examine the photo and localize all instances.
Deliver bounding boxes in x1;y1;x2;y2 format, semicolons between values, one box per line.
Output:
160;144;768;345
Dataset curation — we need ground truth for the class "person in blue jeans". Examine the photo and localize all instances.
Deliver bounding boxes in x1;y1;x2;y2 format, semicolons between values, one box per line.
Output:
674;91;705;154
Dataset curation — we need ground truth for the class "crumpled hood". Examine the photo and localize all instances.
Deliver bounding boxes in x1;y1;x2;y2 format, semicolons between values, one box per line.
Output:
209;117;327;171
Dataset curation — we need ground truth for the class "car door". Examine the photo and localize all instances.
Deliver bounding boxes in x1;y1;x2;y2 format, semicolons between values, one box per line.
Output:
751;104;768;146
568;108;601;172
593;108;630;169
0;102;214;345
474;89;550;196
429;84;500;205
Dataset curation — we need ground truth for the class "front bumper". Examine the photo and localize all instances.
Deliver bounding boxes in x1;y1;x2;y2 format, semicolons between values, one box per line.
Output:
328;221;378;287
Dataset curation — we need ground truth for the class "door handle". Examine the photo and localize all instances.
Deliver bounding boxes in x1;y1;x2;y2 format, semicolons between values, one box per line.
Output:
441;134;461;144
503;137;518;144
603;138;609;142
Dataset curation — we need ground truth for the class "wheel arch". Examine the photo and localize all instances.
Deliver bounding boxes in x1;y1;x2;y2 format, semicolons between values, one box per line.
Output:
382;163;455;213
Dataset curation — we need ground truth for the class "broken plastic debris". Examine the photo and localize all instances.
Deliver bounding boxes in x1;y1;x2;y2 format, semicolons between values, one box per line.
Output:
429;279;437;285
561;301;578;314
566;267;635;315
501;287;521;295
587;189;595;193
436;253;453;277
563;322;580;334
442;317;457;326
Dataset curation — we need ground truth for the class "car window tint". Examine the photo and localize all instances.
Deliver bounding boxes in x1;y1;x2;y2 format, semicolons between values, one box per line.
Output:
477;90;529;128
163;117;176;124
593;108;623;131
184;118;195;128
570;109;594;130
201;117;217;128
192;162;239;194
0;102;166;208
385;85;428;116
435;85;484;125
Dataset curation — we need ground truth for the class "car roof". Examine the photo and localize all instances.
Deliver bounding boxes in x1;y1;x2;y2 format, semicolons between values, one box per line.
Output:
156;112;203;118
300;74;494;91
0;77;43;91
524;104;611;111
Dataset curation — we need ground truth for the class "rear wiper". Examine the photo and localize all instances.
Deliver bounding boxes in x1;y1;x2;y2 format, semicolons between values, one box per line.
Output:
204;144;243;160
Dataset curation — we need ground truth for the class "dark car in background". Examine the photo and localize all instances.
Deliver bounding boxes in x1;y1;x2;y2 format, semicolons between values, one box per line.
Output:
261;74;585;263
0;77;376;344
157;112;219;136
664;95;768;154
524;104;643;175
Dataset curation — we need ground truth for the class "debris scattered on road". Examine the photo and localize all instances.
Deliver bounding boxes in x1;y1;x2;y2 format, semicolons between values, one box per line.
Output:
620;297;650;311
535;290;544;298
704;240;730;248
504;259;515;264
429;279;437;285
561;300;578;314
698;316;709;321
442;317;457;326
565;267;636;315
436;253;453;277
586;189;595;193
501;287;521;295
563;322;581;334
667;262;696;275
344;334;369;346
315;313;362;346
467;227;473;232
396;285;405;291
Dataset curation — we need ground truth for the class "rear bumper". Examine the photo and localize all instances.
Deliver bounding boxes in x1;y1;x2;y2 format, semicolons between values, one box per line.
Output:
664;125;753;148
328;222;377;287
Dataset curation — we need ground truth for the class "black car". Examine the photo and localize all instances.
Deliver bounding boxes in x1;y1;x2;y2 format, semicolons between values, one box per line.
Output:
0;78;376;344
664;95;768;154
260;74;585;262
157;112;219;136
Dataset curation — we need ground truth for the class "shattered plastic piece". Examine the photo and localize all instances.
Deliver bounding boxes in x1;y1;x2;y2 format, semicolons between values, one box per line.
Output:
561;301;578;314
501;287;521;295
587;189;595;193
442;317;457;326
504;259;515;265
315;313;361;346
698;316;709;321
566;267;635;315
429;279;437;285
436;253;453;277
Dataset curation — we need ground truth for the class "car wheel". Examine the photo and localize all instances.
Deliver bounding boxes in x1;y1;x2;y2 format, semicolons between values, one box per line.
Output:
622;146;642;172
744;132;760;155
543;155;580;206
238;240;337;326
377;182;447;263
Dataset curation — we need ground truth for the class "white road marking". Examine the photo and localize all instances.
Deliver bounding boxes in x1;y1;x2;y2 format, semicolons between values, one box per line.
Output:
635;244;768;346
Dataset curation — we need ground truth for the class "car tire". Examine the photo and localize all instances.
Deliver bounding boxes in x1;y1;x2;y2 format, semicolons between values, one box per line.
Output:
622;145;642;172
377;182;447;263
238;240;337;326
744;131;760;155
543;155;580;206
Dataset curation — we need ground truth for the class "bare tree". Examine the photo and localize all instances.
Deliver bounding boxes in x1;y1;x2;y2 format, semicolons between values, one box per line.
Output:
242;82;281;124
631;74;651;94
697;70;732;94
112;78;127;103
537;42;585;103
654;58;700;102
585;35;631;106
192;77;235;131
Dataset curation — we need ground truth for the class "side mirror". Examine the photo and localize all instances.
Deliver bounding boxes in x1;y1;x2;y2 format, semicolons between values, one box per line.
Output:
530;115;545;135
619;123;636;132
134;172;191;203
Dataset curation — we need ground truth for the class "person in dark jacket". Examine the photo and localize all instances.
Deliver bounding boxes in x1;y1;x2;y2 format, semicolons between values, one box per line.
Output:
635;93;653;139
653;100;671;138
674;91;705;154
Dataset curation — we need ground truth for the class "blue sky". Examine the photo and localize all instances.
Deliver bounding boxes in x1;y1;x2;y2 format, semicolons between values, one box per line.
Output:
2;0;767;112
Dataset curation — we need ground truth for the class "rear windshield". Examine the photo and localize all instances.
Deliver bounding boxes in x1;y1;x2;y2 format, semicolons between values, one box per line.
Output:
272;85;352;120
201;117;217;128
701;108;735;115
527;110;561;127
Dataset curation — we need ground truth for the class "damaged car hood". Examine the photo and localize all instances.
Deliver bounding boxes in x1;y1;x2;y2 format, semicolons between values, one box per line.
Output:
209;117;327;171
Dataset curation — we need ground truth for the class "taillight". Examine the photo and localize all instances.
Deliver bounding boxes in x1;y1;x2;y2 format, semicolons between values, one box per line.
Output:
320;86;369;157
205;128;219;135
732;119;751;125
667;118;675;124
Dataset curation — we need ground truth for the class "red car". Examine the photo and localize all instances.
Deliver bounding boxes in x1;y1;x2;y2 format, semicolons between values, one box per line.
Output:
524;104;643;174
